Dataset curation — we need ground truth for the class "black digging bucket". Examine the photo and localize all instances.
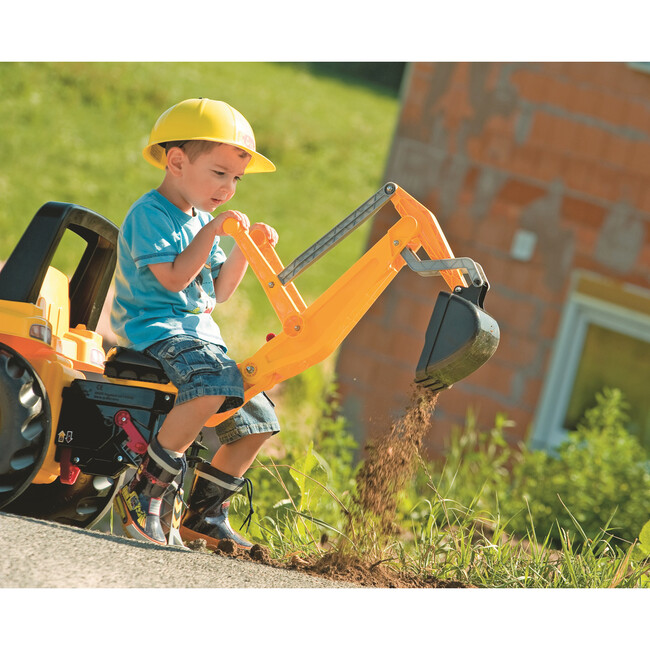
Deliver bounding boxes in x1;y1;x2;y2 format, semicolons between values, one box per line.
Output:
415;283;500;392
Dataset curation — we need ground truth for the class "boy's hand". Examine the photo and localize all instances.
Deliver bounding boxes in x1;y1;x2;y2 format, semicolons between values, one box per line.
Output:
250;222;279;247
213;210;250;237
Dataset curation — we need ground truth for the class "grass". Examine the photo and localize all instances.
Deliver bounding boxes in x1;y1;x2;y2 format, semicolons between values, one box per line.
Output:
238;448;650;588
400;487;647;588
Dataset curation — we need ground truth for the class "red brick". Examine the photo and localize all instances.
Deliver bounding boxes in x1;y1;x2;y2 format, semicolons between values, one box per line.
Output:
486;291;538;335
511;69;550;104
467;360;516;395
625;99;650;133
603;134;634;169
538;303;563;339
624;176;647;207
492;331;541;366
367;364;415;399
538;150;567;183
563;157;591;193
572;86;608;121
488;112;517;136
576;123;608;160
547;113;572;152
434;385;485;421
544;76;571;112
587;165;618;202
512;145;545;179
523;111;549;147
629;140;650;169
562;117;585;154
462;166;480;192
393;330;429;366
497;178;546;206
393;295;434;335
465;134;486;161
573;225;599;257
336;347;376;386
521;376;545;410
436;388;524;432
597;63;633;93
486;259;534;296
371;385;412;418
504;406;535;442
572;255;612;276
487;132;514;165
562;196;606;229
471;218;516;252
600;92;630;126
626;66;650;96
638;244;650;270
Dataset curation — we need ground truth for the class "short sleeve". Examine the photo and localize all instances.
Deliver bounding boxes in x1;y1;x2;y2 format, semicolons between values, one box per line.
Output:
210;239;228;279
124;203;180;269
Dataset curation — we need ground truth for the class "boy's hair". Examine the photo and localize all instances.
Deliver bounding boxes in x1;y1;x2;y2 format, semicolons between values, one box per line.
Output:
163;140;250;163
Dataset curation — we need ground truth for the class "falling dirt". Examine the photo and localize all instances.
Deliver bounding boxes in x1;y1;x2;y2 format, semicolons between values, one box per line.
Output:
193;385;474;588
349;384;438;537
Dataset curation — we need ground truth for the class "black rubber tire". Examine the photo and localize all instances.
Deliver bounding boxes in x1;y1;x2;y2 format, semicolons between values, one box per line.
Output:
3;470;126;528
0;343;51;509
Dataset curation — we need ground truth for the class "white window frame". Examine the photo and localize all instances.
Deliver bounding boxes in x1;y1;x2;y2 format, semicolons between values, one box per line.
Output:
530;278;650;451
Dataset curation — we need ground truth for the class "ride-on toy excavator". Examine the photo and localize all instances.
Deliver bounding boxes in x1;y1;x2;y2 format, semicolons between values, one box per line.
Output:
0;183;499;534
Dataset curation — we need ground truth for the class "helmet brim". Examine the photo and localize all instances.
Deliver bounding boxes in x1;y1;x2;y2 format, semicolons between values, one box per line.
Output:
143;140;276;174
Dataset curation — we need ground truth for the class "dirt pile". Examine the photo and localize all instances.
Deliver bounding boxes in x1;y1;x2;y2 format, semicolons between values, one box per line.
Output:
191;537;468;588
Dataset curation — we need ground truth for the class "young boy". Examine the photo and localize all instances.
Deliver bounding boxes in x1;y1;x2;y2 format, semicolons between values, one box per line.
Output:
110;97;280;549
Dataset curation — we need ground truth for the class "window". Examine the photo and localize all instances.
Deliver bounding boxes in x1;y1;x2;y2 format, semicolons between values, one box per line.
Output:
531;272;650;451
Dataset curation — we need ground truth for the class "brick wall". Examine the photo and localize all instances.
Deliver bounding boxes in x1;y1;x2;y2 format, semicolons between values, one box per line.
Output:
336;62;650;456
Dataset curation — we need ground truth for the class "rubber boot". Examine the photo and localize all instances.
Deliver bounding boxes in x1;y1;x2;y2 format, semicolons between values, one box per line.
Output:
180;461;254;550
115;436;186;546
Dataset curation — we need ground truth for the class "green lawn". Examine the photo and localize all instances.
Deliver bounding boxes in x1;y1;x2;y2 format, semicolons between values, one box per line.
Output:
0;61;400;356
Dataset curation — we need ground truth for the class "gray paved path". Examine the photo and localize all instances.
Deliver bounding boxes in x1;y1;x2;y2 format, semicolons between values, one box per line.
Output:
0;512;355;588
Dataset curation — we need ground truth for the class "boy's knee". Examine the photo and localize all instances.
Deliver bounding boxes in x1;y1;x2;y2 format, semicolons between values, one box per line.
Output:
188;394;226;413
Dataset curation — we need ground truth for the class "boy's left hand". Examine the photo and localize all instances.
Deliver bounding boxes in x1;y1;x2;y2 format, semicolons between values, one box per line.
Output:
250;223;279;247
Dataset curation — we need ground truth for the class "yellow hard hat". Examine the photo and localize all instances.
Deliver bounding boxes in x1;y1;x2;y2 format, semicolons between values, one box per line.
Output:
143;98;276;173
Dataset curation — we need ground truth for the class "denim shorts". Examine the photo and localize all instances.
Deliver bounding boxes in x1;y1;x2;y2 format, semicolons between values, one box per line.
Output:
145;335;280;444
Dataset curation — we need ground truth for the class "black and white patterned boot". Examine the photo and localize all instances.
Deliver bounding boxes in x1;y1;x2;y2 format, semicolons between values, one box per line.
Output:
180;461;254;550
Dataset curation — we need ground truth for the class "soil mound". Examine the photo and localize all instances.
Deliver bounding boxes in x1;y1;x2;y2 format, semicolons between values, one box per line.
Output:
195;539;470;588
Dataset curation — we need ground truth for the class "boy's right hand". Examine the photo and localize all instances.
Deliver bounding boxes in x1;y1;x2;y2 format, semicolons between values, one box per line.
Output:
212;210;250;237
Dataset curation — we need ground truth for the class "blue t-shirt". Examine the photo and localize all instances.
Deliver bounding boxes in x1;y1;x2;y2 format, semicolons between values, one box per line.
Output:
110;190;228;351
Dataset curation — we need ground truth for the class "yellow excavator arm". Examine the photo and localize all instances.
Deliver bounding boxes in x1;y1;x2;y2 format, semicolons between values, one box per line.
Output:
205;182;498;427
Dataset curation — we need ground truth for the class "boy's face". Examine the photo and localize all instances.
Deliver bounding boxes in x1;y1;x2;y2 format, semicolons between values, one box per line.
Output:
177;143;251;213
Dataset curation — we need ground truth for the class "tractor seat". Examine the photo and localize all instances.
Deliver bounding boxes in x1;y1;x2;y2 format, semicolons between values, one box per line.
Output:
104;346;169;384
